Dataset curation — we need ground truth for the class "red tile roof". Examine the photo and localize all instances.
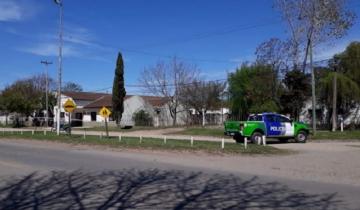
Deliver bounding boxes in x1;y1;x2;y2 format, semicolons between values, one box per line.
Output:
142;96;169;107
63;91;169;109
84;95;132;109
63;91;110;101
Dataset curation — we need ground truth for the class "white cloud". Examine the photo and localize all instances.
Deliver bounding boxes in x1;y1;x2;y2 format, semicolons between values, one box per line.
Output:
19;43;80;57
0;1;22;21
16;24;115;62
63;26;96;46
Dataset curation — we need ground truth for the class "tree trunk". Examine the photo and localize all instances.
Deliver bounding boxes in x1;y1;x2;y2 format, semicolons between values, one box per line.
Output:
169;103;177;127
116;112;122;128
331;72;337;132
172;111;177;126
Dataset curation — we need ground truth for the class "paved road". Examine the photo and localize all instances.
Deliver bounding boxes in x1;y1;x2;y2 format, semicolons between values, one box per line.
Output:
0;139;359;209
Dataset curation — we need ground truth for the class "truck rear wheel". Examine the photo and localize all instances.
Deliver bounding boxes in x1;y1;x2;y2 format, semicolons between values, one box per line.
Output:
295;131;307;143
251;132;263;144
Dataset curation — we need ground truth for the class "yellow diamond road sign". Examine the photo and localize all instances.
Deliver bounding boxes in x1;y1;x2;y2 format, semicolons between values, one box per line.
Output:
63;99;76;113
99;107;111;118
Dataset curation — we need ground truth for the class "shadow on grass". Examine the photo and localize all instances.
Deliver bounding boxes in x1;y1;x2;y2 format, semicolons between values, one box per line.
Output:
0;169;344;209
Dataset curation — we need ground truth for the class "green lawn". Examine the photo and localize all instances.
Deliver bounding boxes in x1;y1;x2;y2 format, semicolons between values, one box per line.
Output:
73;126;165;132
0;124;13;128
311;130;360;140
169;127;360;140
0;131;288;155
167;127;226;137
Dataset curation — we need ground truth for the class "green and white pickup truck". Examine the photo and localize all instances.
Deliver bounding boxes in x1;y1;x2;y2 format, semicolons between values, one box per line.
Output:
224;113;309;143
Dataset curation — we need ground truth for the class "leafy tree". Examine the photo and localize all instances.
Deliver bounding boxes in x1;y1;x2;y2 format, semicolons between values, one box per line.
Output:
0;80;42;126
313;43;360;129
228;64;279;119
112;52;126;127
62;82;83;92
338;41;360;86
317;46;360;128
133;110;153;126
336;41;360;126
319;71;360;121
280;70;311;120
0;74;58;126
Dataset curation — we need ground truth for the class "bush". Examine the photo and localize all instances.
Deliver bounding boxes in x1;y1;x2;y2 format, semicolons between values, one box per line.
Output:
133;110;153;126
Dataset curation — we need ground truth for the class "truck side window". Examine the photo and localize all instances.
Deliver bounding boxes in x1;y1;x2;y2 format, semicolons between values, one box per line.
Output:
265;115;277;122
248;115;262;121
279;116;291;123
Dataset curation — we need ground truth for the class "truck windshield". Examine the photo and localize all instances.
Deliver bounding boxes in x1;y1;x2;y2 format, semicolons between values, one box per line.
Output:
248;115;262;121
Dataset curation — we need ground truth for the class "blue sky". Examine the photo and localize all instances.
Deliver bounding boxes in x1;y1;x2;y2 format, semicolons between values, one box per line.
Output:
0;0;359;94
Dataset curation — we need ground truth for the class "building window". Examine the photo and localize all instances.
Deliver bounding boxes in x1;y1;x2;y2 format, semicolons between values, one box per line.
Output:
60;112;65;118
91;112;97;121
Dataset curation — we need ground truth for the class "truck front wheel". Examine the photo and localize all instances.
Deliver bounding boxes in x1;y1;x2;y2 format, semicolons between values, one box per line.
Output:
251;132;263;144
295;131;307;143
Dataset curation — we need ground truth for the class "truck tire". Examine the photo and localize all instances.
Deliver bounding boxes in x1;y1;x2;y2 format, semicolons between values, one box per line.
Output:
295;130;307;143
251;132;263;144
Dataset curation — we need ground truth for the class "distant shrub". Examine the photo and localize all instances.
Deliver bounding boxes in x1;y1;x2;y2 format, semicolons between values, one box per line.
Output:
133;110;153;126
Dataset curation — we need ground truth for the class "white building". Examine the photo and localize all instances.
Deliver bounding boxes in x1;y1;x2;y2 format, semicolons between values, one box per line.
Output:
54;92;188;127
299;99;360;127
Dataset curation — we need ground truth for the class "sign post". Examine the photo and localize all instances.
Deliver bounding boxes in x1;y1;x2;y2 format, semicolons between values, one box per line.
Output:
63;99;76;135
99;107;111;138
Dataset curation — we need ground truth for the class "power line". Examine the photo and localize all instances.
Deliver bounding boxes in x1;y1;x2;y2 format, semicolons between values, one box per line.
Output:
128;20;281;49
89;78;228;92
118;48;239;64
87;55;360;93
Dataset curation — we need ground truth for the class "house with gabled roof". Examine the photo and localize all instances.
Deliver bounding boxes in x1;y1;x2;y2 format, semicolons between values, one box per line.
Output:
54;91;187;127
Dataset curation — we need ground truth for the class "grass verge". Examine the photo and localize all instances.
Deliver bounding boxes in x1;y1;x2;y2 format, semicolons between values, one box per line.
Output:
0;131;288;155
170;127;360;141
73;126;167;133
311;130;360;140
167;127;226;137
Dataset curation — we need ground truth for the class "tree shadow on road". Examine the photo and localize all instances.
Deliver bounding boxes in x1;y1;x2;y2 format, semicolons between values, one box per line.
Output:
0;169;345;209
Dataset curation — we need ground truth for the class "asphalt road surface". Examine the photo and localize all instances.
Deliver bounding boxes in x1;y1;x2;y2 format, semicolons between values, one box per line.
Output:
0;139;359;210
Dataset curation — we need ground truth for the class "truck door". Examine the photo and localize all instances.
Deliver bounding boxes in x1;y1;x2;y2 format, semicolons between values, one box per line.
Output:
264;114;285;137
278;115;294;136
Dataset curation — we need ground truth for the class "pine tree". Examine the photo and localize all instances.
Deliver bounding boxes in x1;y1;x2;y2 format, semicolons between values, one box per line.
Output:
112;52;126;126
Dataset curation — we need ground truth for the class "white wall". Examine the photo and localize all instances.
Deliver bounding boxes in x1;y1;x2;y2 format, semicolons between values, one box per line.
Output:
299;99;360;126
0;115;12;125
52;94;190;127
121;96;151;126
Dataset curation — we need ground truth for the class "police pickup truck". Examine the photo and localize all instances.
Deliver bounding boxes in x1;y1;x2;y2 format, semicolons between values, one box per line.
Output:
224;113;309;143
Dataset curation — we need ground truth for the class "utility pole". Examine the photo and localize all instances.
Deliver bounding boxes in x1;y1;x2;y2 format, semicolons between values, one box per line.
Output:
310;40;317;135
40;60;52;127
332;59;338;132
54;0;63;135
